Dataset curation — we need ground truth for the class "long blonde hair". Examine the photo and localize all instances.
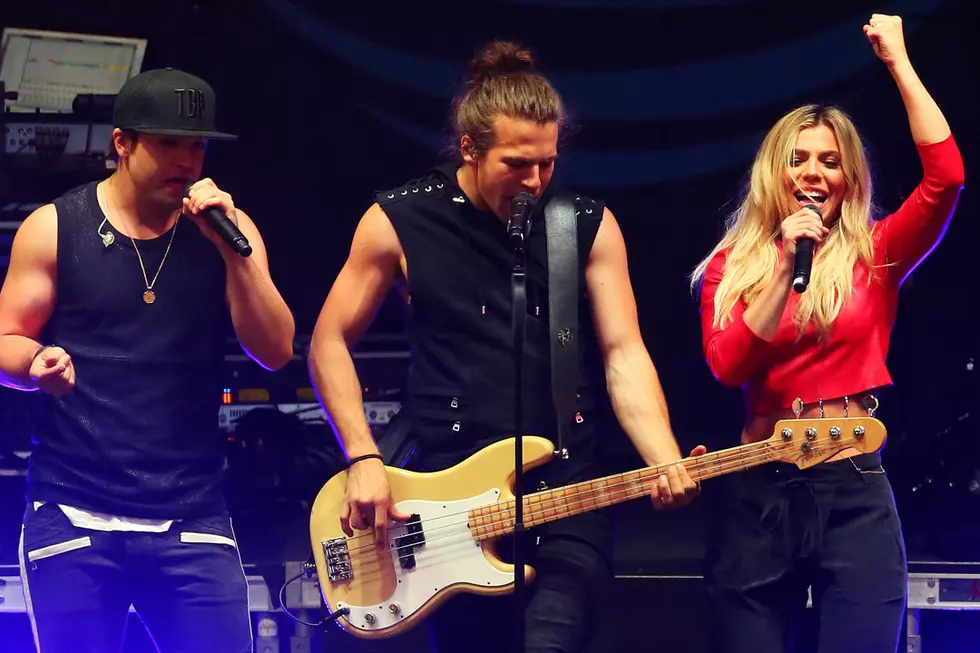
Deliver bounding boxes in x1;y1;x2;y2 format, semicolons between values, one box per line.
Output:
691;105;877;334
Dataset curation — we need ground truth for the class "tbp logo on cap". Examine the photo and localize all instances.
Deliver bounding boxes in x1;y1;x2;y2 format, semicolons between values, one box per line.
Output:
174;88;206;120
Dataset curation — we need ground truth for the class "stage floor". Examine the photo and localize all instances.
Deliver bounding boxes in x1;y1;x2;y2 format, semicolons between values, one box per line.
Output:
2;560;979;652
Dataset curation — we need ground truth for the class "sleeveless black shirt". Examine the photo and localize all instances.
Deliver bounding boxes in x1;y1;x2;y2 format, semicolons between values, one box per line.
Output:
28;181;230;519
379;161;604;472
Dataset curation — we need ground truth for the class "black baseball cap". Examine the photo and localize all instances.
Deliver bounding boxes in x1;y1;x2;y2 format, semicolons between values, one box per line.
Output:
113;68;237;140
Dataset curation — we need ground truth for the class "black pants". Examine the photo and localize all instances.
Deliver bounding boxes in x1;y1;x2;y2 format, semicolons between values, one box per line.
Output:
394;415;611;653
427;510;613;653
399;414;613;653
420;447;614;653
704;452;907;653
19;503;252;653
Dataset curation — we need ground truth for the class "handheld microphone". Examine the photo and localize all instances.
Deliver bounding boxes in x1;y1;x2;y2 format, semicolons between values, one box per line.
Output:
183;183;252;257
507;191;536;253
792;203;822;293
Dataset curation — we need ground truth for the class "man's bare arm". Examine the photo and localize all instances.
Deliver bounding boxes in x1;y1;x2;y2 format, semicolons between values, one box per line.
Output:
586;208;703;508
0;205;66;391
308;203;412;543
308;203;404;458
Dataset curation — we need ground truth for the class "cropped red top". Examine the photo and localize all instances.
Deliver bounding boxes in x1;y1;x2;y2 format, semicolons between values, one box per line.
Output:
699;135;965;415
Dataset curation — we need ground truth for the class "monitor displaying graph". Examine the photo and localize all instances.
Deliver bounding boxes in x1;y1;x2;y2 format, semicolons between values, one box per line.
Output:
1;27;147;113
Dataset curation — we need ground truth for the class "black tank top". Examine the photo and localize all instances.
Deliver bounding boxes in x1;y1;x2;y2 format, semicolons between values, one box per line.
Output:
28;181;229;519
379;161;604;471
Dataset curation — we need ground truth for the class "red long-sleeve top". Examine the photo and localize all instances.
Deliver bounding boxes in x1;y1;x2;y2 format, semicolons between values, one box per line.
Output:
699;134;965;415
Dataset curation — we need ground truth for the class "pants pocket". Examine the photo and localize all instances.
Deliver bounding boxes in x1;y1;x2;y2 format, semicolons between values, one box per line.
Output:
705;474;792;593
179;532;237;547
22;503;91;564
26;536;93;563
823;475;907;604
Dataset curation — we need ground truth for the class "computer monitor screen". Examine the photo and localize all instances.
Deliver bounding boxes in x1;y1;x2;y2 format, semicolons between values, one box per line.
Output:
1;27;146;113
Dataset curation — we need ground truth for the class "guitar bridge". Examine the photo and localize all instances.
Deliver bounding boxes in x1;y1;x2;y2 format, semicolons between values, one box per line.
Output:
322;537;353;582
394;513;425;571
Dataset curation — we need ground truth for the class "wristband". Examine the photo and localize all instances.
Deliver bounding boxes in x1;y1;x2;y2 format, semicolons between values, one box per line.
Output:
347;453;384;468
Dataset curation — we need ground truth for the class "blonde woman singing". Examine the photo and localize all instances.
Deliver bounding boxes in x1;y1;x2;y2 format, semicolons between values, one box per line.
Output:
691;14;964;653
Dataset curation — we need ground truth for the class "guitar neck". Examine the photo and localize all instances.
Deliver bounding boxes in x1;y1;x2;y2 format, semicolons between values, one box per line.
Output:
469;439;772;540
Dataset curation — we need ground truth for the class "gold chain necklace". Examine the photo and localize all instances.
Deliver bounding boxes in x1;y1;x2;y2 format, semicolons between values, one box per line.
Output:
103;180;180;304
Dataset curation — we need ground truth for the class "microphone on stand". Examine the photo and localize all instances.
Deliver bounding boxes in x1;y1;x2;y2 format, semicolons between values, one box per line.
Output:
506;190;535;653
792;203;822;293
507;191;536;253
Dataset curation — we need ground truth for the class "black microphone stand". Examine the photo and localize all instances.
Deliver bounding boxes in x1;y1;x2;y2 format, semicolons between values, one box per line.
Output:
510;220;528;653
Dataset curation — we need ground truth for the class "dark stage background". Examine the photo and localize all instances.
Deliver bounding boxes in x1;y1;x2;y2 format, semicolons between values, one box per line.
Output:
0;0;978;650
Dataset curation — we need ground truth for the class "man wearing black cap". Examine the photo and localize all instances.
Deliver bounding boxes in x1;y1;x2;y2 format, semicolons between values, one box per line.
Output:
0;68;294;652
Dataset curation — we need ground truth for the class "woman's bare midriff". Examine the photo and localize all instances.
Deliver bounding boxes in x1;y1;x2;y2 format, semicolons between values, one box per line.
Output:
741;395;876;463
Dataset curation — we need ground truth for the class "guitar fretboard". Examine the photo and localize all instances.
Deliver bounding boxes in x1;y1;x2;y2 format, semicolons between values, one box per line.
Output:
468;440;772;541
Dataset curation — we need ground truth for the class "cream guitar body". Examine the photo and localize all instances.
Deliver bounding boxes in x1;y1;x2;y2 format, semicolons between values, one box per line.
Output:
310;417;886;639
309;436;555;638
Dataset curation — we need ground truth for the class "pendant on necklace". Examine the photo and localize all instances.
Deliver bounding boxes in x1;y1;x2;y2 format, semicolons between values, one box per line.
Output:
143;290;157;304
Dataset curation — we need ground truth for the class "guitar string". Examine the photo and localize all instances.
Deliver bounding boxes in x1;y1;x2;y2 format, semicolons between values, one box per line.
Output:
334;433;869;563
339;443;769;556
340;433;870;561
336;430;861;557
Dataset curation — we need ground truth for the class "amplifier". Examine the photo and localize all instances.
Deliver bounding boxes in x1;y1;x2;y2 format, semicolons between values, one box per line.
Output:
4;120;112;157
218;400;401;434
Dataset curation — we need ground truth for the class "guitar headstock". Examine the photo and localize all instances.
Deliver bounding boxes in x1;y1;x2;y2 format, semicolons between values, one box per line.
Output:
765;417;886;469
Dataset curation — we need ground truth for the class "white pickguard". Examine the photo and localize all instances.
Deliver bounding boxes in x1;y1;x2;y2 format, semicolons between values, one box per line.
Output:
336;488;513;631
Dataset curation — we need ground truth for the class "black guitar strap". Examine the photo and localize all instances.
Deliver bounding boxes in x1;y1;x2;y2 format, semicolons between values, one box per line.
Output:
544;195;579;457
